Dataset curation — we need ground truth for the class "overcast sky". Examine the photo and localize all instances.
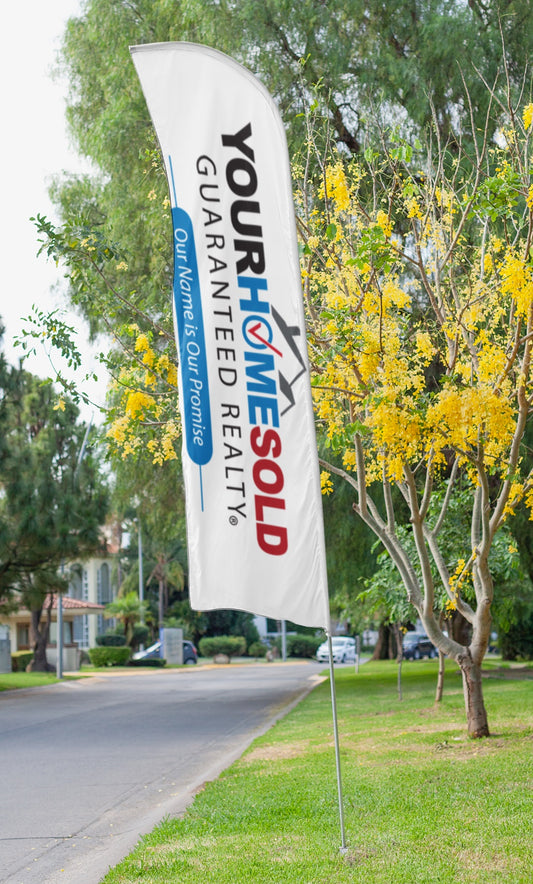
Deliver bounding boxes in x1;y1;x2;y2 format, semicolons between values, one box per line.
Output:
1;0;106;415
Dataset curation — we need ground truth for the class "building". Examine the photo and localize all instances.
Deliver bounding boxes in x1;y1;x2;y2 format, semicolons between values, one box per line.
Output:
1;550;118;670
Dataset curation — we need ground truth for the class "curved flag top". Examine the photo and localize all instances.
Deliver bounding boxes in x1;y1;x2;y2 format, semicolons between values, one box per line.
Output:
131;42;330;630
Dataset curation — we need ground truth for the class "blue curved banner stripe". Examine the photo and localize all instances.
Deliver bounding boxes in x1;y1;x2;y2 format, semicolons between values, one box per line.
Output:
171;205;213;466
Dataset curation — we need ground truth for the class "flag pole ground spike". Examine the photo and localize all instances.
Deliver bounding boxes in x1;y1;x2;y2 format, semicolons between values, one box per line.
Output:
327;632;348;853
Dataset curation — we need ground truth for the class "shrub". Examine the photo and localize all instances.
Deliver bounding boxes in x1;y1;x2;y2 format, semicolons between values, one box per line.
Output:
95;633;128;647
500;607;533;660
248;641;268;658
128;657;166;668
11;651;34;672
88;646;131;667
131;623;150;649
274;634;322;658
198;635;247;660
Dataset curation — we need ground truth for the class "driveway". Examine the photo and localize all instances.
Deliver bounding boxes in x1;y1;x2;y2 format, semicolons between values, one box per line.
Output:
0;661;322;883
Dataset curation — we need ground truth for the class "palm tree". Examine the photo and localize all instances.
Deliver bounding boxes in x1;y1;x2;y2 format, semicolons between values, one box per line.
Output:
104;592;146;646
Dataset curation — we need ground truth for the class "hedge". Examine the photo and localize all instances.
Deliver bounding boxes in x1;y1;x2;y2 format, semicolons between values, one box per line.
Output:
198;635;247;659
274;633;323;658
11;651;34;672
95;633;128;647
248;641;268;658
128;657;166;668
88;646;131;667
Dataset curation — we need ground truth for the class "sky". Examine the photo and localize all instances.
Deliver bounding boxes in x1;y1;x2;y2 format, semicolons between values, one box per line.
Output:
1;0;106;418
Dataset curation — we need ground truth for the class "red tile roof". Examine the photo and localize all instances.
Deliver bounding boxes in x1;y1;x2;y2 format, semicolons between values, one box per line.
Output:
44;594;105;611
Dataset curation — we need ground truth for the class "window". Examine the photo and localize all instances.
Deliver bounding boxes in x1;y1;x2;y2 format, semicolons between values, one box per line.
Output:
98;563;112;604
68;565;83;601
17;624;30;650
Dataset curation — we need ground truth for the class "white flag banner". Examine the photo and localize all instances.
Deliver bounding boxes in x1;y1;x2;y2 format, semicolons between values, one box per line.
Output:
131;42;330;629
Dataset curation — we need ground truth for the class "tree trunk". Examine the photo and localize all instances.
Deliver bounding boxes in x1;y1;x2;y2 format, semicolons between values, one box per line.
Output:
458;650;489;738
393;622;403;701
158;578;164;629
435;612;446;703
27;608;55;672
450;610;472;645
372;623;398;660
435;652;446;703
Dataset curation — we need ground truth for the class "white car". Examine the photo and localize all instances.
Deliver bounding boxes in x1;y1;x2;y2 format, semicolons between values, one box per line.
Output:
316;636;356;663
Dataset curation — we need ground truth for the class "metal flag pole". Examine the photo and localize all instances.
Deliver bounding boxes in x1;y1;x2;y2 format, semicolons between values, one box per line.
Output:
281;619;287;661
327;632;347;853
56;570;64;679
56;416;94;680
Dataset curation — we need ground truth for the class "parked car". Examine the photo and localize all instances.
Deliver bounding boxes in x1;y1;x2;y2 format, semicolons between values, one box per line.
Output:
132;640;198;664
402;632;437;660
316;636;356;664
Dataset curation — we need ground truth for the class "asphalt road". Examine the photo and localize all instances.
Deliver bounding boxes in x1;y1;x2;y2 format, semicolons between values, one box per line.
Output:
0;661;323;884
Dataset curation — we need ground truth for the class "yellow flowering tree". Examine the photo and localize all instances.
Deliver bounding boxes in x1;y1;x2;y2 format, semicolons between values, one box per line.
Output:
29;163;182;468
297;98;533;737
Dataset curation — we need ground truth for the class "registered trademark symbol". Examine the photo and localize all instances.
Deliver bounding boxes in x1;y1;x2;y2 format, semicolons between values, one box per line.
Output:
229;515;238;526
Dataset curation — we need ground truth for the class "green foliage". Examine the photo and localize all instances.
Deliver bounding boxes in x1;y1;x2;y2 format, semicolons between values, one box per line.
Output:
104;591;147;646
95;633;127;647
88;646;131;667
500;604;533;661
128;657;166;668
198;635;247;659
43;0;533;424
286;633;323;658
111;457;187;632
163;603;207;642
202;610;260;646
318;439;378;629
0;359;109;609
274;633;323;658
188;0;533;156
0;672;59;691
10;651;34;672
247;641;268;658
360;485;529;631
0;339;109;670
130;623;150;649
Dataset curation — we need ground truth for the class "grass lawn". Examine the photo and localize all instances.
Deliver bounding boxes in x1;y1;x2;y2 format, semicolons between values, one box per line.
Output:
100;659;533;883
0;671;61;691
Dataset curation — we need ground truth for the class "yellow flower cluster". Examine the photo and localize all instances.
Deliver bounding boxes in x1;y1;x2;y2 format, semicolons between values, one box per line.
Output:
526;487;533;521
320;471;334;495
375;209;393;238
104;319;183;462
503;481;525;519
367;400;422;481
125;390;156;419
106;414;143;459
500;252;533;318
320;161;353;212
297;137;533;500
405;196;423;220
147;421;179;465
449;558;472;598
426;386;514;465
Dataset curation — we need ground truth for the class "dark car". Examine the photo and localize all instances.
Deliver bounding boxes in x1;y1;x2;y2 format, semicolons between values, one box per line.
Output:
402;632;437;660
132;640;198;664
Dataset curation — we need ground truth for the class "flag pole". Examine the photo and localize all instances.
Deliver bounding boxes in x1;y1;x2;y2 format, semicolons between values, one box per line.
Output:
327;632;347;852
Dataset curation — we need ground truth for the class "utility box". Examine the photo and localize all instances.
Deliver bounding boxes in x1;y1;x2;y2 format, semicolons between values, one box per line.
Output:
160;627;183;665
0;625;12;673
